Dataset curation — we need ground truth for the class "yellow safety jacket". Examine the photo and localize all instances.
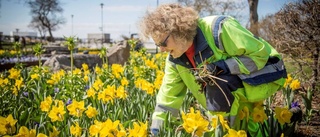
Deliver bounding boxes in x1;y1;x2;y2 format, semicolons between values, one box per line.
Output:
151;15;287;136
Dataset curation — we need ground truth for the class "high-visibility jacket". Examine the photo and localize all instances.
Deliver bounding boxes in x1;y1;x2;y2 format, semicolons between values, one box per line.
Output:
151;15;287;135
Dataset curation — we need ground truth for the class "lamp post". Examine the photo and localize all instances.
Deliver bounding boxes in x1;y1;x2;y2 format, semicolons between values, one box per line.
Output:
71;14;74;36
156;0;159;53
100;3;104;44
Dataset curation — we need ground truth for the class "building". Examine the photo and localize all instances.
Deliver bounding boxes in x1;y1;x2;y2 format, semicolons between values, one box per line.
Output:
87;33;111;43
10;31;38;42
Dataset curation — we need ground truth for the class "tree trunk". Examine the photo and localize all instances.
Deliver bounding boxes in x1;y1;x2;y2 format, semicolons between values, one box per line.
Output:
48;28;55;42
248;0;259;36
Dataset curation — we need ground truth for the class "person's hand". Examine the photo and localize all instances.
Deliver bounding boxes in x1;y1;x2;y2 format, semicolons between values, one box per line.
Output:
194;63;224;85
151;128;159;136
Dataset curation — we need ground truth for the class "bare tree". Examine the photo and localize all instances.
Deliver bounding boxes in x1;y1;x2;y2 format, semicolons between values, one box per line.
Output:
27;0;65;42
260;0;319;92
178;0;248;23
247;0;259;36
28;20;47;42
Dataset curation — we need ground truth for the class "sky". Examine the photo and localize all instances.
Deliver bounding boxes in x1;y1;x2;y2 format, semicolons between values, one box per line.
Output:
0;0;295;41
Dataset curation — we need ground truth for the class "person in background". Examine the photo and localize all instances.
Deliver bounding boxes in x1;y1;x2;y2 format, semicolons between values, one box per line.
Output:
139;3;287;136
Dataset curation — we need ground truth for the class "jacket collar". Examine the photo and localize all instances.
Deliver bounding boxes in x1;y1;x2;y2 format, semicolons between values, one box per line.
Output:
169;27;211;68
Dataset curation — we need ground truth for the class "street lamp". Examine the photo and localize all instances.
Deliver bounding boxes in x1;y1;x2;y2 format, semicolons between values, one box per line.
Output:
156;0;159;53
100;3;104;44
71;14;74;36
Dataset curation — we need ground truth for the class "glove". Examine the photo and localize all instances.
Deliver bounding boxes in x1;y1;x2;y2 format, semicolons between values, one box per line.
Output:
151;128;159;136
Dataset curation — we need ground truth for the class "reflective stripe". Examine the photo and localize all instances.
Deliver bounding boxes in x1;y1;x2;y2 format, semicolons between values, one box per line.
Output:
212;16;228;51
238;59;285;79
154;104;179;117
225;56;258;75
225;58;241;74
238;56;258;72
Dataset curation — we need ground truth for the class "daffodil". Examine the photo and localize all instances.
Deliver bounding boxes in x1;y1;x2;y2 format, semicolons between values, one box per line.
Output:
82;63;89;71
8;68;20;79
289;79;300;90
218;114;230;131
85;106;98;118
111;64;124;79
252;107;267;123
283;74;293;87
40;96;53;112
99;119;125;137
70;122;82;137
15;126;36;137
120;78;129;86
181;107;209;136
128;121;148;137
115;86;127;99
98;85;115;104
89;120;103;136
223;129;247;137
48;101;66;122
31;73;39;80
86;88;96;98
238;106;249;122
0;114;17;135
49;126;60;137
67;100;85;117
275;107;293;125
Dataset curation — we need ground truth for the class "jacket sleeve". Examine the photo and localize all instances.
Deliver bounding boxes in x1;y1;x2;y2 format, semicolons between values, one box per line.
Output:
215;17;271;75
150;57;188;130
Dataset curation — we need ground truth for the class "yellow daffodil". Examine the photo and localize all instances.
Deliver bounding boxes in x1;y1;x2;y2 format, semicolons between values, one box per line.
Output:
70;122;82;137
238;106;249;122
40;96;53;112
31;74;39;80
8;68;20;79
128;121;148;137
111;64;124;79
48;101;66;122
72;68;82;75
98;85;115;104
37;133;48;137
93;79;103;91
49;126;60;137
283;74;293;87
0;114;17;135
218;114;230;131
82;63;89;71
181;107;209;136
252;107;267;123
115;86;127;99
89;120;103;136
15;126;36;137
120;78;129;86
211;116;218;129
86;88;96;98
223;129;247;137
95;66;102;75
67;100;85;117
85;106;98;118
100;119;125;137
289;79;300;90
275;107;293;125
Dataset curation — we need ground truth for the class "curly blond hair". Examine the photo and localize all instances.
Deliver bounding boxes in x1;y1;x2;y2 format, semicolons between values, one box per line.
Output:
139;3;199;43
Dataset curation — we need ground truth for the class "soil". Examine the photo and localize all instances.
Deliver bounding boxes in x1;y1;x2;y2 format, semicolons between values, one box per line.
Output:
273;91;320;137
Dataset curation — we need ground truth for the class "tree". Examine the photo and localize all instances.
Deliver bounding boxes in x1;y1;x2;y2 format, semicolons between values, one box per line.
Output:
178;0;248;23
260;0;319;92
27;0;65;42
247;0;259;36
